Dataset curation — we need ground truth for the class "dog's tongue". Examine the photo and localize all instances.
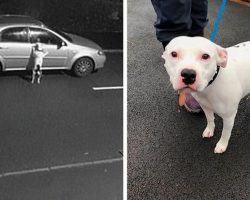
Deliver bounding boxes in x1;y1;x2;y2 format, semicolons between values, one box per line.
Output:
178;90;186;107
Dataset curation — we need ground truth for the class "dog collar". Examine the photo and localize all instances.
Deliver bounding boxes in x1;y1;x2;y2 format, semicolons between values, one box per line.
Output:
207;66;220;87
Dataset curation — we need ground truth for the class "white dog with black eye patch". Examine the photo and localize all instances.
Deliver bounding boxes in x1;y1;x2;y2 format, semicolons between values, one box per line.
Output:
162;36;250;153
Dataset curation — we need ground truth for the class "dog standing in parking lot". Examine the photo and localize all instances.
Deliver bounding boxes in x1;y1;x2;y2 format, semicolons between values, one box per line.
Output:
162;36;250;153
31;42;48;84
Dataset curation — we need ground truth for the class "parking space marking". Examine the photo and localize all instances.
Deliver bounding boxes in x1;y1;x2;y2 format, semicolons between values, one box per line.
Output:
103;49;123;53
93;86;123;90
0;157;122;178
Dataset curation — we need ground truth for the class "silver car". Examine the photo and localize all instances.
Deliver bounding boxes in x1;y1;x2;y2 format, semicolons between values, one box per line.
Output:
0;15;106;77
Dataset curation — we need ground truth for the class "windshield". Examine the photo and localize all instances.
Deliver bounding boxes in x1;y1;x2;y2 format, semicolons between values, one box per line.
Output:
51;28;72;42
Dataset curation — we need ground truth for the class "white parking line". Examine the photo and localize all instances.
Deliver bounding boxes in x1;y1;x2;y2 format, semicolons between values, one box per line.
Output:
0;157;123;178
93;86;123;91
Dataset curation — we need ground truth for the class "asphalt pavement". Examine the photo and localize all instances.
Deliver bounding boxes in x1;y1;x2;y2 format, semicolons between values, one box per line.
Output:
128;0;250;199
0;52;123;199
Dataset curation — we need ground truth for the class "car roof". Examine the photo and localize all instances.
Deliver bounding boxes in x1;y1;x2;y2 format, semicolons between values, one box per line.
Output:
0;15;45;27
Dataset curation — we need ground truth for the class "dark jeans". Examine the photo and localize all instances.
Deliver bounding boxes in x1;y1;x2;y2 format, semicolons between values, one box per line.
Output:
151;0;208;45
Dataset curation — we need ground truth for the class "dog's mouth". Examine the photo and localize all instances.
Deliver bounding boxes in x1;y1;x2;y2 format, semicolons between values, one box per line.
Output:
178;86;197;94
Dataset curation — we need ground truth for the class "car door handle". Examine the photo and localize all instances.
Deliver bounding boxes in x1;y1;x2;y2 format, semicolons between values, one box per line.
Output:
0;46;8;49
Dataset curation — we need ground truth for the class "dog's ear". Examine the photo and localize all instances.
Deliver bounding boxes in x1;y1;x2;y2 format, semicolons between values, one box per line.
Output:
161;50;168;60
161;46;168;60
216;45;228;68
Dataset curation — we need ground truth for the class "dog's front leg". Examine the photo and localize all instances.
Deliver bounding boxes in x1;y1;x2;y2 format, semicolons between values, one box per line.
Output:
214;111;237;154
31;71;35;84
37;71;42;84
201;106;215;138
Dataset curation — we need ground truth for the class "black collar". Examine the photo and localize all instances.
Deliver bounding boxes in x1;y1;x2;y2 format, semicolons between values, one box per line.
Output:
207;66;220;87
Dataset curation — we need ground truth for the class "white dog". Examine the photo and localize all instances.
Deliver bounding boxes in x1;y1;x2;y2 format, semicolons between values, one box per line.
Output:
162;36;250;153
31;42;48;84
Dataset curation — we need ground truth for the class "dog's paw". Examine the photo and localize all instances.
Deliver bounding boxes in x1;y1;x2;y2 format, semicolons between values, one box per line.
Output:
214;141;228;154
202;126;214;138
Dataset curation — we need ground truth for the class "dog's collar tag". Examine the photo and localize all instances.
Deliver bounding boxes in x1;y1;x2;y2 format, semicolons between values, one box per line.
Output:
207;66;220;87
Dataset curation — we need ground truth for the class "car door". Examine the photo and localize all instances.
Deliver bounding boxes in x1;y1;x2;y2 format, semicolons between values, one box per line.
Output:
29;27;68;69
0;27;32;70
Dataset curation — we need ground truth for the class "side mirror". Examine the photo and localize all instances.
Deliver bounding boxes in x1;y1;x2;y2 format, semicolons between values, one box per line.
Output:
58;41;67;48
61;41;67;46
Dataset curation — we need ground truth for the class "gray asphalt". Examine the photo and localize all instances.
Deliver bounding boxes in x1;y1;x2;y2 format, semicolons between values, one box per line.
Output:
0;53;123;200
0;162;122;200
128;0;250;199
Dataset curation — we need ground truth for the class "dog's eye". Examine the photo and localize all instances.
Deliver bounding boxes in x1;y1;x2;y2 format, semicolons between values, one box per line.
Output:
171;51;178;58
202;54;210;60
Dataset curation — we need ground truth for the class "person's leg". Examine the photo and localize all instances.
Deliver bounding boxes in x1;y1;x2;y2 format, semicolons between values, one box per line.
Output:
189;0;208;37
151;0;192;46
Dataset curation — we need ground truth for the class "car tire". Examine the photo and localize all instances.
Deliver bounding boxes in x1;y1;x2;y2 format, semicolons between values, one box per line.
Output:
72;57;94;77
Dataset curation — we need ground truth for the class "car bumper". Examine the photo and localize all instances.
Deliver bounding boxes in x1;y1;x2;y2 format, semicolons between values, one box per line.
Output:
94;54;106;69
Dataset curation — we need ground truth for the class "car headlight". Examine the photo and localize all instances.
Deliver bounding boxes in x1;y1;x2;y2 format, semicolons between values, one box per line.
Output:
97;50;104;55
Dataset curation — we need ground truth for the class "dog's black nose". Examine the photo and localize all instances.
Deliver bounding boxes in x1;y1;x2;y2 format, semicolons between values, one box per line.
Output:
181;69;196;85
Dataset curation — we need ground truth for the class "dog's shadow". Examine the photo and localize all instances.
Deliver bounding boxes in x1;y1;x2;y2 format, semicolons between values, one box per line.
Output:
16;50;34;82
0;69;72;83
0;70;30;80
20;73;32;82
20;70;71;83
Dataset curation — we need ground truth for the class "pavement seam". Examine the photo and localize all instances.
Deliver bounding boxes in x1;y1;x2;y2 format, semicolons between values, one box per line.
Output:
0;157;123;178
103;49;123;53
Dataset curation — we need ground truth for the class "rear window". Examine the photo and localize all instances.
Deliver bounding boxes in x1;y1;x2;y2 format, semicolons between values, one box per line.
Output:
0;27;28;43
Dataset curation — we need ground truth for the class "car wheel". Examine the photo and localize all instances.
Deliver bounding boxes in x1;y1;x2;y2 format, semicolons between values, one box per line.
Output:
72;57;94;77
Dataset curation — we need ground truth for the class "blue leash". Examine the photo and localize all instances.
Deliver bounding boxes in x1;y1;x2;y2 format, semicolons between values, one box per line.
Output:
210;0;228;42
